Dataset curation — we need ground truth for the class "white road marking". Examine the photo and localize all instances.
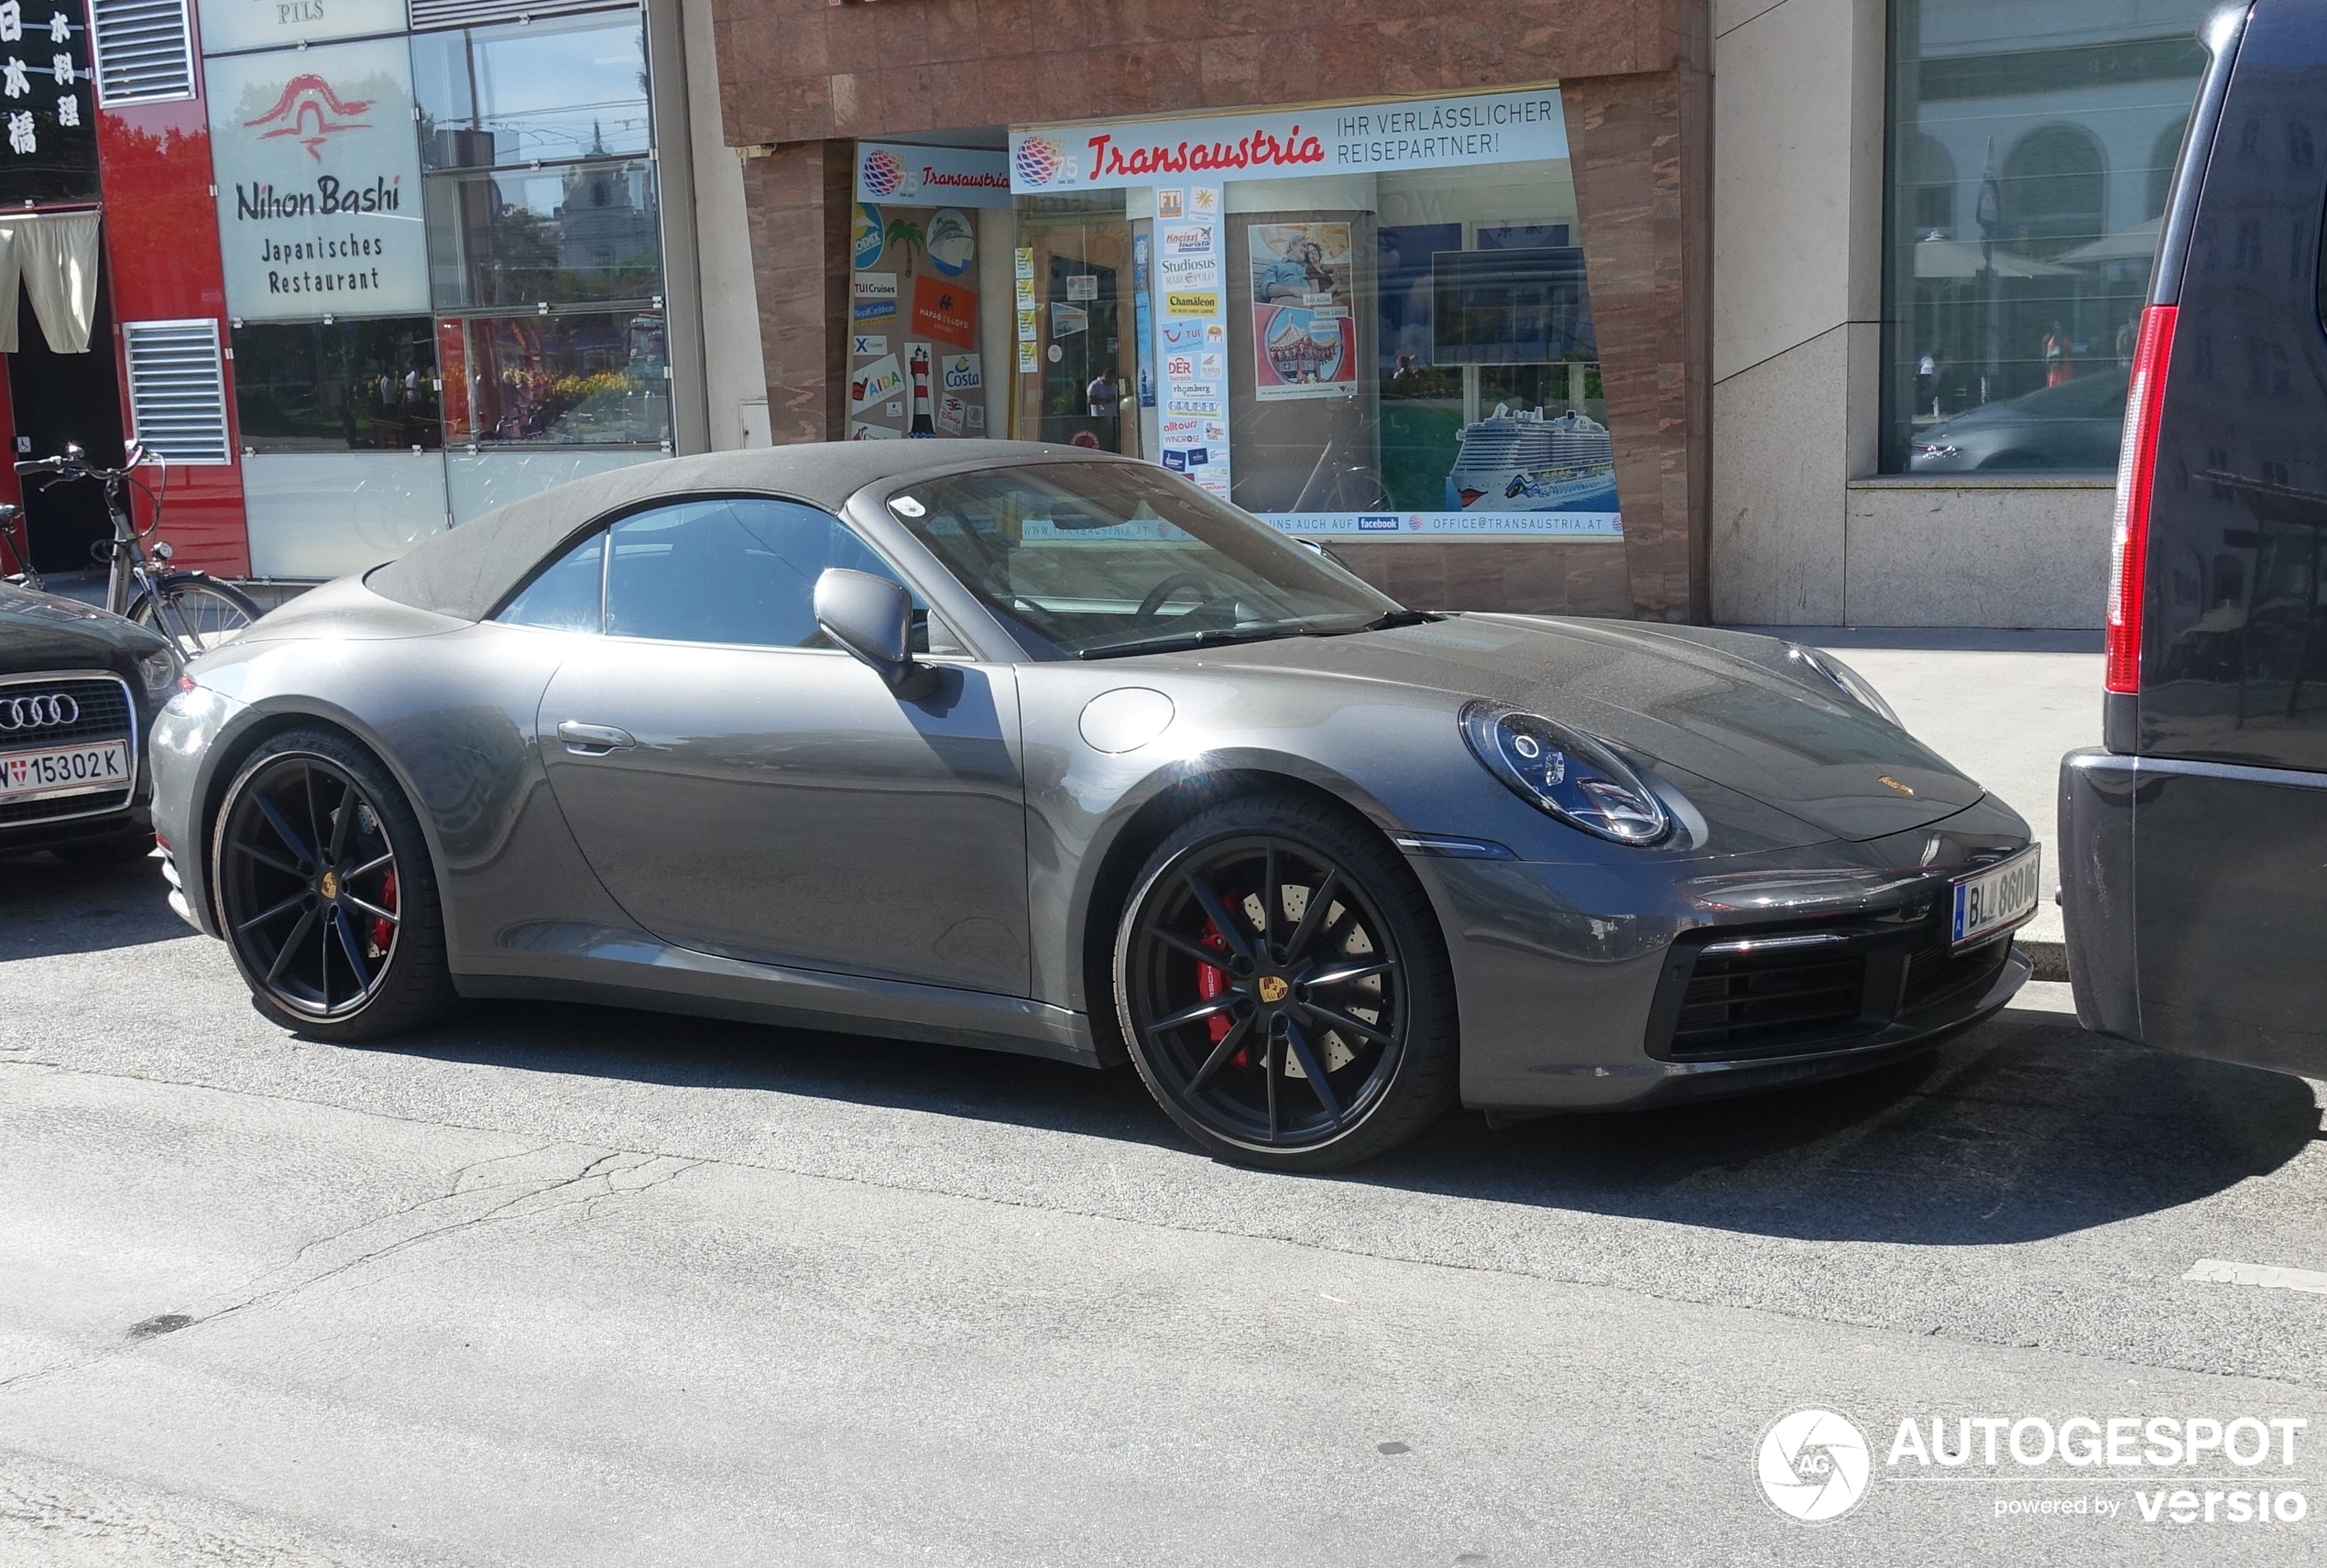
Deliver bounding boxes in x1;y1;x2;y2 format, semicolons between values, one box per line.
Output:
2184;1258;2327;1296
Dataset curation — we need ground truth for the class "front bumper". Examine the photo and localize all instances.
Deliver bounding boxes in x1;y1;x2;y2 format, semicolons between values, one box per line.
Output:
1415;793;2036;1112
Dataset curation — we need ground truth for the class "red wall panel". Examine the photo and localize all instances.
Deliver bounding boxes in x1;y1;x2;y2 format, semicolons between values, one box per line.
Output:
95;95;248;576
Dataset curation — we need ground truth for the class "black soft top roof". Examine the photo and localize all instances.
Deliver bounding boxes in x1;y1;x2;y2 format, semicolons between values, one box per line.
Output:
366;441;1121;623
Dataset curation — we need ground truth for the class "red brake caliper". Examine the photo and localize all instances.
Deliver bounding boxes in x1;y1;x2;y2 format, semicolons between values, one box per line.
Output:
1196;917;1249;1066
370;867;399;956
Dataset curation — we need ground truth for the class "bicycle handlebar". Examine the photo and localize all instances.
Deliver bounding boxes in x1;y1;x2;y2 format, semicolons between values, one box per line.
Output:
14;448;160;485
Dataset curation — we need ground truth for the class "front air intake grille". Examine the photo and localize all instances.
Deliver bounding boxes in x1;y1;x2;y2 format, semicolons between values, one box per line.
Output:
1666;943;1869;1060
1904;934;2012;1012
0;675;132;746
0;674;137;824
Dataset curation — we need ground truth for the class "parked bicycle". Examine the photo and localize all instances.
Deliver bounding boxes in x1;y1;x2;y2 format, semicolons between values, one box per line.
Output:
5;441;260;659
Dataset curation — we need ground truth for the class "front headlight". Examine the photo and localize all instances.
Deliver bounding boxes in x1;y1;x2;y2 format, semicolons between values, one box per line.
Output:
137;648;180;695
1459;702;1671;845
1786;644;1900;726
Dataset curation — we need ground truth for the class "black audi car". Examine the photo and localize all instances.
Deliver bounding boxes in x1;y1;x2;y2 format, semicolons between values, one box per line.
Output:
0;580;179;864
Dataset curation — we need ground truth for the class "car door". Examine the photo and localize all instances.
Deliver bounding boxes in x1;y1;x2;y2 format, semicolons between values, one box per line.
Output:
530;495;1031;996
2125;1;2327;1079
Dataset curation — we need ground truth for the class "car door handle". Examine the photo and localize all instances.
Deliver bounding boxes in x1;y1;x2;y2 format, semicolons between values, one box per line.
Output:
557;720;638;756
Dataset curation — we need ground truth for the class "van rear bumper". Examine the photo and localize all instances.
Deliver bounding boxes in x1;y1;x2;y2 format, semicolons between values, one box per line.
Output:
2058;748;2142;1041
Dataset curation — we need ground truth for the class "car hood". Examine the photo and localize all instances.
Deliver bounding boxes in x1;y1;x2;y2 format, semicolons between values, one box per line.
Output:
0;582;170;669
1172;614;1984;843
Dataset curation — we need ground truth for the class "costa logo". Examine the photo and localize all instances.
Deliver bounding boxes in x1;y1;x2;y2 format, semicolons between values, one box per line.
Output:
0;692;80;730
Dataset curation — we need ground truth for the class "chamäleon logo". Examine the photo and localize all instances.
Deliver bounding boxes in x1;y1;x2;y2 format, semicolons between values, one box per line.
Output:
1760;1409;1872;1523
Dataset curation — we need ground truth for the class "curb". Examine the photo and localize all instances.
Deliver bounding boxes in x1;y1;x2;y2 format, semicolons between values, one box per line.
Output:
2019;938;2068;984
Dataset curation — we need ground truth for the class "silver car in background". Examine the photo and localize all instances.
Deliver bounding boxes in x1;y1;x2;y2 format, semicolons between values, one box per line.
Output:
150;443;2037;1171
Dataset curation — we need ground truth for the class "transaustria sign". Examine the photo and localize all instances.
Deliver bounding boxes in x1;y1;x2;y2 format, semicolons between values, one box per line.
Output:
1009;87;1569;193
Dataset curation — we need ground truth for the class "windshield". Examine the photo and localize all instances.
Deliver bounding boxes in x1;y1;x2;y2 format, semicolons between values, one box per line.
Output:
881;462;1404;659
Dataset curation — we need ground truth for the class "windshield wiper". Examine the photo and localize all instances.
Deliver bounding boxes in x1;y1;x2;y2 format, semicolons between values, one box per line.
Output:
1076;626;1313;660
1306;608;1441;637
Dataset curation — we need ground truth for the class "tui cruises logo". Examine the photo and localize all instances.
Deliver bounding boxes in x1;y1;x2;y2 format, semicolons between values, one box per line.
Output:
244;73;374;161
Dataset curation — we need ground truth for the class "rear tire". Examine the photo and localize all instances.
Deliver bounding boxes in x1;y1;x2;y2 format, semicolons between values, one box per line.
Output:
212;726;455;1042
1113;792;1459;1171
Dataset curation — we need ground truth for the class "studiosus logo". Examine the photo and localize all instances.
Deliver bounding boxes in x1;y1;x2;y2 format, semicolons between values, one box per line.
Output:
244;74;373;161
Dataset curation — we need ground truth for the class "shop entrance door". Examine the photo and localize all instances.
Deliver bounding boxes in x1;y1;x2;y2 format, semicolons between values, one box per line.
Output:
1043;253;1120;450
6;259;125;575
1013;216;1137;455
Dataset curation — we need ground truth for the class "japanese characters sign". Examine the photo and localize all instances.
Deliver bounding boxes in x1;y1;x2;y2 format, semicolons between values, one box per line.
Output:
0;0;95;207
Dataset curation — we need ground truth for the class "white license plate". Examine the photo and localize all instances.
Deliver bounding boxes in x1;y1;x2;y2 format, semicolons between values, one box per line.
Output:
1950;844;2041;948
0;740;129;801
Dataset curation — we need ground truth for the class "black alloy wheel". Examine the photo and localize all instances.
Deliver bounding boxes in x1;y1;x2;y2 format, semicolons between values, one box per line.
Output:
213;728;454;1041
1116;795;1458;1171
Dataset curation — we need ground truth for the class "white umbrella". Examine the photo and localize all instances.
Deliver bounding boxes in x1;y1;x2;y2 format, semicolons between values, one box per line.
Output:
2059;217;2161;266
1912;236;2081;279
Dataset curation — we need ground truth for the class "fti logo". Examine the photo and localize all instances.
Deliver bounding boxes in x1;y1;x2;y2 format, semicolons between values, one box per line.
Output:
244;74;373;161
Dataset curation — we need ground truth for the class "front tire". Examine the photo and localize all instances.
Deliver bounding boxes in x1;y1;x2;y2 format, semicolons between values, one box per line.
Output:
212;727;454;1041
130;573;261;658
1114;794;1459;1171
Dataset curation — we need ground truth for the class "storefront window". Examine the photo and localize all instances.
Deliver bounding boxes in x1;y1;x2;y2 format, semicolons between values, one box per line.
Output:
425;160;663;310
232;319;441;454
1003;91;1621;542
411;11;650;171
437;310;671;446
1882;1;2214;474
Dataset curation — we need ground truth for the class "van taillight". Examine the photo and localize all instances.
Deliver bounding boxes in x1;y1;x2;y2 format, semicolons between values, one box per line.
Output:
2106;303;2178;694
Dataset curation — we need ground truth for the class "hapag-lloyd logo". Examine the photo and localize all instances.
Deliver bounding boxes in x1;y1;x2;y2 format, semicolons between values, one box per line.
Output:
244;73;373;161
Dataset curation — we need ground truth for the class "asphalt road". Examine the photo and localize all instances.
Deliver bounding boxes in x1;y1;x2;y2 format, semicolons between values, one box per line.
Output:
2;855;2323;1566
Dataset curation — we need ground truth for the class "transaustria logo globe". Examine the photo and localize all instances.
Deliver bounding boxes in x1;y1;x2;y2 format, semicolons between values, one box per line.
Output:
1014;136;1064;187
860;147;903;197
1758;1409;1872;1523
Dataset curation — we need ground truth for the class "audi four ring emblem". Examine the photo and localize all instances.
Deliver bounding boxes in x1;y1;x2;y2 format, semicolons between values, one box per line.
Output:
0;692;80;730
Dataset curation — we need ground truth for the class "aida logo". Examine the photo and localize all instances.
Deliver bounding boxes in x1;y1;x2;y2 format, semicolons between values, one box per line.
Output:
245;74;374;161
1013;136;1065;187
860;147;903;196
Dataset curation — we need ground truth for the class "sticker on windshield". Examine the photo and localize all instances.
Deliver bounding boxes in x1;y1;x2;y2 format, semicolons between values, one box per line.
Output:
890;495;926;517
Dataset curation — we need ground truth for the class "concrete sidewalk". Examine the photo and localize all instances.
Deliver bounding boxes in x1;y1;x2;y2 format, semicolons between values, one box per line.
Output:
1736;626;2103;977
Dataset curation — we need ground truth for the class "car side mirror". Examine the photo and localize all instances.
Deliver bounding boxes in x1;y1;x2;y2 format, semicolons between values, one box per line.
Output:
814;568;937;699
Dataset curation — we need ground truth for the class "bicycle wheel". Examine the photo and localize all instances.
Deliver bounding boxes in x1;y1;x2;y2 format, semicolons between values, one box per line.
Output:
130;572;262;657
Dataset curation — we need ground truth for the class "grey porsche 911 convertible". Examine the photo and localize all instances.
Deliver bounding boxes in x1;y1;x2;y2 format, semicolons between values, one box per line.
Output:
150;442;2037;1170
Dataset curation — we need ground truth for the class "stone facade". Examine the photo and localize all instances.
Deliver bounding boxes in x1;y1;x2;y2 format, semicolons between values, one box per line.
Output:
713;0;1712;620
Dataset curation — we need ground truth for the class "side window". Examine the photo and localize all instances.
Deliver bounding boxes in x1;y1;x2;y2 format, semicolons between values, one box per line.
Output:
498;530;605;631
603;497;909;649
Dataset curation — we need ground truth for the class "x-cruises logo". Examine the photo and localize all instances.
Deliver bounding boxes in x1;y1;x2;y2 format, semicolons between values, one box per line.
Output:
1761;1409;1873;1523
245;74;374;161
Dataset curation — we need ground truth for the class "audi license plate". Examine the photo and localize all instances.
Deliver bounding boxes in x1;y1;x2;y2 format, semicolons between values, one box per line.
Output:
0;740;129;802
1950;844;2041;948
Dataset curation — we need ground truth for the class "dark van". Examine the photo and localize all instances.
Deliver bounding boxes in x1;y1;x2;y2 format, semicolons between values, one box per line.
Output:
2059;0;2327;1082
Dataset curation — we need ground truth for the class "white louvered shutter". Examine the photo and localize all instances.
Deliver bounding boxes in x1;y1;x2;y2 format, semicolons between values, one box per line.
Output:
122;320;231;465
89;0;195;107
